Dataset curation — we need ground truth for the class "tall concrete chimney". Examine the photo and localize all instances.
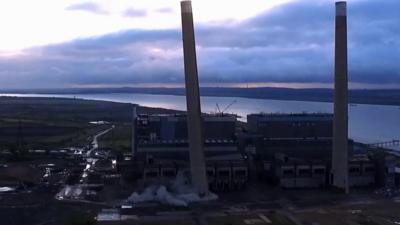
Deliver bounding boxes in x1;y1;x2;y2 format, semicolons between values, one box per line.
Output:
180;0;209;195
131;106;137;157
332;1;349;194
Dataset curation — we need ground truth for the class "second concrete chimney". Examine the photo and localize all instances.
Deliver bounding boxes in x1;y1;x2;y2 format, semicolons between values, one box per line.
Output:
332;1;349;194
131;106;137;157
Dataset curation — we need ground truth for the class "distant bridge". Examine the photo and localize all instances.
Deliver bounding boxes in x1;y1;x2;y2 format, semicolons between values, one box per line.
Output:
367;140;400;149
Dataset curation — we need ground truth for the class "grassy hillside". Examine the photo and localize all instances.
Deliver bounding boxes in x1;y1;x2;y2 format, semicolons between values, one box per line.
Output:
0;97;179;152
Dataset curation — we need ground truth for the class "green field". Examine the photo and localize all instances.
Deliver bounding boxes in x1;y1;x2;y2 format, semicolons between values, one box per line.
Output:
0;96;179;152
97;123;132;152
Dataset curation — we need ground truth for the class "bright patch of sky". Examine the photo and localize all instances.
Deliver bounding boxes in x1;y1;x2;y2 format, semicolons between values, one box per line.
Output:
0;0;293;51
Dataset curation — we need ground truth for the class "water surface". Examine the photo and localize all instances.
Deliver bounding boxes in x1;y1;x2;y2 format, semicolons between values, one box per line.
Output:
2;93;399;144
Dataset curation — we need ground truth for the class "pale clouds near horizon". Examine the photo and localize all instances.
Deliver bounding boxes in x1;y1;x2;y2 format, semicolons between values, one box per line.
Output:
0;0;399;89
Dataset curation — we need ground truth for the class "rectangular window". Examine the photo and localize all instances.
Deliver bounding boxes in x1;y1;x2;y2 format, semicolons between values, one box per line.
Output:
218;171;230;177
207;170;215;176
235;170;246;176
349;167;360;173
283;169;294;176
298;169;311;176
145;171;158;177
314;168;325;175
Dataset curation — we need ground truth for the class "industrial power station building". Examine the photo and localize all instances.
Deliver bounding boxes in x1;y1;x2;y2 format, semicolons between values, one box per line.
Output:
247;113;333;139
246;113;375;189
137;114;236;143
131;112;378;191
132;113;248;191
135;113;238;159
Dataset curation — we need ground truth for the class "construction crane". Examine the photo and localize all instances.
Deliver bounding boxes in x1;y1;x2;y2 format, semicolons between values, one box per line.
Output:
215;103;221;114
222;100;237;113
214;100;237;115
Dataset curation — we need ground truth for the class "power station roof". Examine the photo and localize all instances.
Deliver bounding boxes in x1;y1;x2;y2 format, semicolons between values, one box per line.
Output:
248;113;333;122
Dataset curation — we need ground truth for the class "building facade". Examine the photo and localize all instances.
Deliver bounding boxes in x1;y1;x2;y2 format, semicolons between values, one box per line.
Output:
247;113;333;139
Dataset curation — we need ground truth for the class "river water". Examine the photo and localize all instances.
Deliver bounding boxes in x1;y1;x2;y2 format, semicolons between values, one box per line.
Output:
2;93;399;144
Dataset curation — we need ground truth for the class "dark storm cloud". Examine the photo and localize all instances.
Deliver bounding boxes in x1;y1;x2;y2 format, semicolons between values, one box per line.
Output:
1;0;399;88
66;2;108;14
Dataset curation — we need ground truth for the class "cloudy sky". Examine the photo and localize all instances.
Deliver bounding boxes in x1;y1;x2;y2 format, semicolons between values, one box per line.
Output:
0;0;399;89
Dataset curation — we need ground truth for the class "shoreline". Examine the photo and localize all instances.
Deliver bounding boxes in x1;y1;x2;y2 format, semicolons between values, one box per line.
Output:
1;92;400;108
1;86;400;106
